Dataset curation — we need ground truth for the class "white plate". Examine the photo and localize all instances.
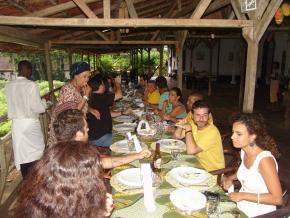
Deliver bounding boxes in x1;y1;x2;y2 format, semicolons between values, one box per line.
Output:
114;115;135;123
113;123;137;132
150;139;186;153
116;168;142;187
169;167;209;185
110;139;147;154
170;188;206;214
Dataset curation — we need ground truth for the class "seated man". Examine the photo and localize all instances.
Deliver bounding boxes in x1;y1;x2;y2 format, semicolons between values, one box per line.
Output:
135;74;149;97
174;92;213;137
144;80;160;107
53;109;151;169
155;76;169;111
174;100;224;171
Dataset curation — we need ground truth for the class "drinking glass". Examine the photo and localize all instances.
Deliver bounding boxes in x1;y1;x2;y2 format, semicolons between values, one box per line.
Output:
171;149;180;167
127;139;134;151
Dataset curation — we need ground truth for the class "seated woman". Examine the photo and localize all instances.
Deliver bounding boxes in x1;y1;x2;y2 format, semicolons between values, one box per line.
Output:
87;74;127;147
160;87;187;123
223;113;282;217
15;140;113;218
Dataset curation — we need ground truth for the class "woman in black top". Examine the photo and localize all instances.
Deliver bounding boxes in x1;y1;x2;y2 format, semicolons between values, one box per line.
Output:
87;74;123;147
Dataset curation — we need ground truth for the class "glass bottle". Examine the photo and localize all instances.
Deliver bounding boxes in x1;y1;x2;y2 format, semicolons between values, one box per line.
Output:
152;143;162;173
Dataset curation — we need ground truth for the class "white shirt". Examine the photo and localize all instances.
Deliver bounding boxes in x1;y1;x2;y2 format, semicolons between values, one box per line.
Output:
5;77;46;169
5;77;46;119
237;150;277;217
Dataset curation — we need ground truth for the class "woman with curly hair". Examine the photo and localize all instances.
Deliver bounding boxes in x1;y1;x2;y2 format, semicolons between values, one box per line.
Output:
15;141;113;218
223;113;282;217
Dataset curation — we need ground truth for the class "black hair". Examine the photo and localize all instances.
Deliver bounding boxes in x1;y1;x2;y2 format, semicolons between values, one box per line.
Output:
191;100;211;114
88;74;104;92
18;60;32;72
155;76;168;89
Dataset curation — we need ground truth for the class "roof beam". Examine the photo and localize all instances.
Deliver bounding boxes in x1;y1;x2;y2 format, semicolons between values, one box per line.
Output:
25;0;98;17
0;17;253;28
125;0;138;18
103;0;111;19
180;0;212;47
73;0;98;18
72;0;109;41
0;26;42;46
254;0;283;41
7;0;31;14
51;40;177;45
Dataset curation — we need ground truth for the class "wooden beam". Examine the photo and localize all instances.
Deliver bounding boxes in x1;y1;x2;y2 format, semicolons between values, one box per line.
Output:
26;0;98;17
242;38;258;112
51;40;178;45
44;42;55;103
7;0;31;14
0;26;42;46
254;0;283;41
180;0;212;47
247;0;270;20
230;0;247;20
151;1;177;41
204;0;230;16
0;17;253;28
73;0;98;18
72;0;109;41
125;0;138;18
0;34;39;47
103;0;111;19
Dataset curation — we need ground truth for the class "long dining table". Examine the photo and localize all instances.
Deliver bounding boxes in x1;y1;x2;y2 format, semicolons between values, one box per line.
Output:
108;98;246;218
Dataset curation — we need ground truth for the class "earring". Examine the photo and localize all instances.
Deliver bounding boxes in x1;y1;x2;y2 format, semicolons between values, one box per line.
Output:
249;141;255;147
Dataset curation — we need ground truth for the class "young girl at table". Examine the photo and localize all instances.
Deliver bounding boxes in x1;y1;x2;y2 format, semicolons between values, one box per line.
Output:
223;113;282;217
15;141;114;218
160;87;187;123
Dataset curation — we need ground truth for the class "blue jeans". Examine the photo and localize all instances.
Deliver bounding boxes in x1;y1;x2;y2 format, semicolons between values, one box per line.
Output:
89;133;112;147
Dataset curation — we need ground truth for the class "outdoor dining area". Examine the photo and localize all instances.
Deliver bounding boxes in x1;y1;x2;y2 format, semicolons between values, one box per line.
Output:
106;92;242;218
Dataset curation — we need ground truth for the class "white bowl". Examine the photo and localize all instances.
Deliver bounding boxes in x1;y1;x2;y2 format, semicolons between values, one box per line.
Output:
170;188;207;215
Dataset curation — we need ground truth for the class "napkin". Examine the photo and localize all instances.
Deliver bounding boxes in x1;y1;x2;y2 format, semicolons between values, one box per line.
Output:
141;163;156;213
133;135;142;153
126;132;133;140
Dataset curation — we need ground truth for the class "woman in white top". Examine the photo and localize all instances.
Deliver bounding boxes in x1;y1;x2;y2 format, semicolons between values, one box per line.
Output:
222;113;282;217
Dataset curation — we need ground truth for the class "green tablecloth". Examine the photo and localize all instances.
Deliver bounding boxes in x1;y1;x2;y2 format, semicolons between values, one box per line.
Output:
110;131;247;218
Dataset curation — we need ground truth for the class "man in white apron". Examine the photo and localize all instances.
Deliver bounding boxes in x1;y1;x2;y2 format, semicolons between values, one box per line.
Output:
5;60;46;178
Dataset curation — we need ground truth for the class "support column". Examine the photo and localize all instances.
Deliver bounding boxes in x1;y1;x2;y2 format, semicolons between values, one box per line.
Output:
176;43;183;89
68;48;72;69
243;39;259;112
44;42;55;104
159;46;163;76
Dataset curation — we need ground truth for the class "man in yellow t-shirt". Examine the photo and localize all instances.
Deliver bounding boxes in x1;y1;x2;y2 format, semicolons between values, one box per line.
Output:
145;80;160;106
174;100;224;172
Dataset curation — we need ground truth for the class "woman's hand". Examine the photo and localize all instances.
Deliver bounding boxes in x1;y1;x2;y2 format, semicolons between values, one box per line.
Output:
104;193;114;217
89;108;101;119
222;175;234;191
83;84;92;96
228;192;245;202
137;149;152;159
163;114;170;121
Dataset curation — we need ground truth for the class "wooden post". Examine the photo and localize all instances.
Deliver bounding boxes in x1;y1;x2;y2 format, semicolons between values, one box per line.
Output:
68;48;72;69
176;43;183;89
148;48;151;77
44;42;55;104
159;46;163;76
243;38;259;112
140;48;143;74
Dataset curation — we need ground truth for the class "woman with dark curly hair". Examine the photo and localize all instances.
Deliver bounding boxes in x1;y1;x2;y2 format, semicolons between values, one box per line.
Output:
15;141;113;218
222;113;282;217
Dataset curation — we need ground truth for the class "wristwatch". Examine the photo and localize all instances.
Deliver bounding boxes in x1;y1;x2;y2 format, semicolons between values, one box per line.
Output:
83;95;89;101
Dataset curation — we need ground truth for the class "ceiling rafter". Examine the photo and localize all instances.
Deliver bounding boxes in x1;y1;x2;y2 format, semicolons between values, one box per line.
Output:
0;16;253;28
7;0;31;14
72;0;109;41
125;0;138;18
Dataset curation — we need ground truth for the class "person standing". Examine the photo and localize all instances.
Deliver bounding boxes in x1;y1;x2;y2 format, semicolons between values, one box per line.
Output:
5;60;46;177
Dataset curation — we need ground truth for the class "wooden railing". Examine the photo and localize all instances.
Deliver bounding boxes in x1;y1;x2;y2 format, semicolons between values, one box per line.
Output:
0;86;61;212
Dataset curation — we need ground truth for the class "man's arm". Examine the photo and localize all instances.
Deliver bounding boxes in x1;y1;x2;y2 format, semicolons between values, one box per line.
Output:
184;124;203;154
101;149;151;169
30;83;46;113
